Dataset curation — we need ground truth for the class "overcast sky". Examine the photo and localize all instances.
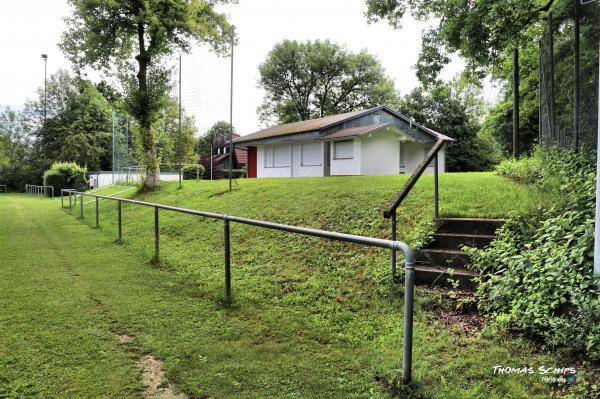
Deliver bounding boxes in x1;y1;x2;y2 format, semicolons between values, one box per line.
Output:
0;0;499;136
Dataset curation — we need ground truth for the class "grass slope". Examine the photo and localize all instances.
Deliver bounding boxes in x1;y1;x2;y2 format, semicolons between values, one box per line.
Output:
0;174;559;398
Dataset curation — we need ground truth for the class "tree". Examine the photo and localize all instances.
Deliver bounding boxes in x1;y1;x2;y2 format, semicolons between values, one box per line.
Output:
0;107;38;189
60;0;234;188
258;40;399;124
398;79;497;171
365;0;542;83
22;70;112;171
195;121;233;157
153;97;198;167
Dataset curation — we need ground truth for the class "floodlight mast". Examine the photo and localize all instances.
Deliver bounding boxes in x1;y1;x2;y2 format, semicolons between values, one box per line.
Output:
228;26;234;193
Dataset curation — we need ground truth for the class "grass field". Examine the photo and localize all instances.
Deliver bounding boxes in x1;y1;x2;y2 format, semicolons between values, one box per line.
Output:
0;173;565;398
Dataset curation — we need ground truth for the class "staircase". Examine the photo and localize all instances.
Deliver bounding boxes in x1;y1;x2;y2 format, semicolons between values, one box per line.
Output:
414;218;504;290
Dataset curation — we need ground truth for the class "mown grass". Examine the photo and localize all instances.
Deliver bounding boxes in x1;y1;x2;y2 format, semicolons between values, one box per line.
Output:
0;173;566;398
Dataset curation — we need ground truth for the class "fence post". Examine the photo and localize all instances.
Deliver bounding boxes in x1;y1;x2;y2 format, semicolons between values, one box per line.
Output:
391;211;397;276
154;207;159;261
61;192;64;208
224;218;232;305
118;200;122;242
434;152;439;219
80;193;84;219
95;197;99;228
402;255;415;383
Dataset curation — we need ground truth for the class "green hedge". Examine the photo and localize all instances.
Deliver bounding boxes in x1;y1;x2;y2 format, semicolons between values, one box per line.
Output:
466;148;599;361
43;162;88;195
182;164;205;180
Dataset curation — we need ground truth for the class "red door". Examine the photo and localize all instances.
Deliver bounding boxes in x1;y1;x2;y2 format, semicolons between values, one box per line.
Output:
247;146;257;178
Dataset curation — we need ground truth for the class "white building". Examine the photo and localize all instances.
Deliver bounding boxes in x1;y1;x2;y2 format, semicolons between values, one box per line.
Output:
234;106;453;178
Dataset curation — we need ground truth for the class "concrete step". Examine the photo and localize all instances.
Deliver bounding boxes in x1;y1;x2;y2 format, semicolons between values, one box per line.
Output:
436;217;504;236
429;232;496;250
414;262;480;290
416;248;470;268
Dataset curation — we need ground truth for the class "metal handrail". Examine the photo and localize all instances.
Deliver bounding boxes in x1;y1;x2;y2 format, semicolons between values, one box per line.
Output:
65;190;417;383
384;139;444;276
0;185;7;193
384;139;444;219
25;184;54;198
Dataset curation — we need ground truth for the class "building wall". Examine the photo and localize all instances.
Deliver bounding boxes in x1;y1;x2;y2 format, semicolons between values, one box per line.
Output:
330;137;362;175
360;130;401;175
291;142;324;177
255;136;446;178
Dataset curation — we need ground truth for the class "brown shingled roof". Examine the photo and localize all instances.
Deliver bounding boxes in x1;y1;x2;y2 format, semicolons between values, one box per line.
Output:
234;109;367;144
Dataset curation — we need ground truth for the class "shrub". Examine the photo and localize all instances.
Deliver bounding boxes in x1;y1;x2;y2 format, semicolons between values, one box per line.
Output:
466;147;600;360
182;164;205;180
43;162;88;195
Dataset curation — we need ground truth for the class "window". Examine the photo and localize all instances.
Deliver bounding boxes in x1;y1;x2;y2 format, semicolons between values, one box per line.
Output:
264;146;274;168
273;145;291;167
301;142;321;166
333;140;354;159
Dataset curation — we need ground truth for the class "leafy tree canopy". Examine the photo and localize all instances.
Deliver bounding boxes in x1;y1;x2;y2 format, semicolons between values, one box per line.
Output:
398;78;498;171
258;39;399;124
365;0;544;83
60;0;234;187
196;121;233;156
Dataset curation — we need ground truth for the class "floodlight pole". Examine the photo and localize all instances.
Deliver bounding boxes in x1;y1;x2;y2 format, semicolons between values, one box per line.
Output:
112;111;115;185
41;54;48;169
594;37;600;281
228;25;234;193
178;54;183;189
512;48;520;157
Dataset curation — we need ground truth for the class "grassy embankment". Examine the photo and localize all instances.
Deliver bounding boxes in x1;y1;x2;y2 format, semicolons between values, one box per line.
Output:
0;173;563;398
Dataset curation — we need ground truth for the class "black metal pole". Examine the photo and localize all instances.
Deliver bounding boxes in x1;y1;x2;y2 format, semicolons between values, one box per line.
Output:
228;26;235;193
118;200;122;242
434;152;439;218
95;197;99;228
573;0;580;152
513;48;520;157
224;218;231;305
178;54;183;189
154;206;159;261
80;193;83;219
391;211;397;276
548;12;555;142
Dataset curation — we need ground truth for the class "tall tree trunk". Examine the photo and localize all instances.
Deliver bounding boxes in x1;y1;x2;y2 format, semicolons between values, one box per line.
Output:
136;22;159;188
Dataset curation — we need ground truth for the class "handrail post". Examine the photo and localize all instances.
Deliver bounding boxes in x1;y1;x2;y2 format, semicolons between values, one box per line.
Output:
95;197;99;228
69;191;72;212
402;254;415;383
80;193;84;219
61;191;64;208
224;218;232;305
117;200;122;242
434;152;439;218
154;207;159;262
391;211;397;276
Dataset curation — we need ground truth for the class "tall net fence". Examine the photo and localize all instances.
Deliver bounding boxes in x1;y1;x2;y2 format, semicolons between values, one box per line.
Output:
112;111;138;183
539;0;599;151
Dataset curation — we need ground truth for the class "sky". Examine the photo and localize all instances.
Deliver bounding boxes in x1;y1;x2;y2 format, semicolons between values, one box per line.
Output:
0;0;499;137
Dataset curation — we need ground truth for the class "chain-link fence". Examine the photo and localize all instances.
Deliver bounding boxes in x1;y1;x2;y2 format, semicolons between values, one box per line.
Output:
539;0;599;151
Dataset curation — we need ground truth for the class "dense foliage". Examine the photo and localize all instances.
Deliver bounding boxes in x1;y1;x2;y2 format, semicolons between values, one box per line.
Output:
182;164;205;180
60;0;234;187
195;121;233;157
398;79;498;171
258;40;399;124
465;148;599;360
43;162;88;194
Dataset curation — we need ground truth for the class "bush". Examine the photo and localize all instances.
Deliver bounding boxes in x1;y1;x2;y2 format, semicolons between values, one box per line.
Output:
43;162;87;195
182;164;205;180
466;147;600;360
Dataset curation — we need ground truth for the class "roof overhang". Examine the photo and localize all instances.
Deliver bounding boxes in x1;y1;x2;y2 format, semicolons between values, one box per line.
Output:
323;123;417;142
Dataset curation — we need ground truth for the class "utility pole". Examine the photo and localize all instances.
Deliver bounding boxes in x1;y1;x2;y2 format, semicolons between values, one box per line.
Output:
41;54;48;169
228;26;235;193
178;54;183;189
512;48;520;157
